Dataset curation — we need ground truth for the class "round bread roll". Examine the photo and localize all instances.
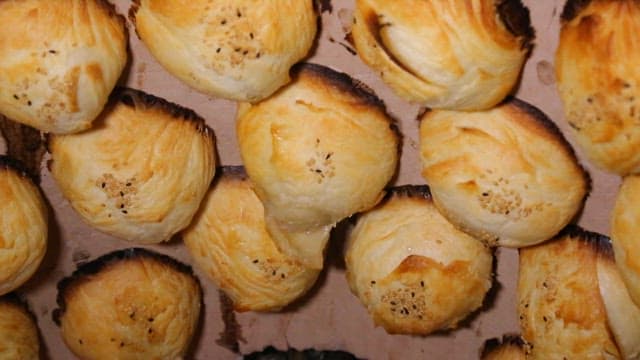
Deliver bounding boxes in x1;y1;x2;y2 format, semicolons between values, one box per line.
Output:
237;63;399;270
49;87;216;244
130;0;317;102
351;0;534;110
611;175;640;307
419;98;588;247
53;248;202;359
556;0;640;175
0;156;48;296
480;335;526;360
518;226;620;359
183;166;320;312
0;0;127;134
345;186;493;335
0;294;40;359
596;238;640;360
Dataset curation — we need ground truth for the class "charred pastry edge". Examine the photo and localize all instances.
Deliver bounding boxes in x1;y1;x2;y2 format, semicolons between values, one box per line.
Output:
95;0;127;30
128;0;141;31
535;224;612;256
291;62;402;149
507;97;592;195
52;247;202;326
0;155;38;184
0;292;38;324
386;184;432;201
560;0;593;23
291;63;386;117
480;334;525;358
111;87;214;137
496;0;536;51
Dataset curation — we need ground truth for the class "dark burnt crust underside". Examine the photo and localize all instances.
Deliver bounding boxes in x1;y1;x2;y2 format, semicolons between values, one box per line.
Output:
111;87;213;136
95;0;127;28
0;292;37;322
53;247;200;326
291;62;401;143
560;0;593;22
557;224;613;257
292;63;387;114
508;97;592;193
496;0;536;51
480;334;525;358
386;184;432;201
0;155;37;183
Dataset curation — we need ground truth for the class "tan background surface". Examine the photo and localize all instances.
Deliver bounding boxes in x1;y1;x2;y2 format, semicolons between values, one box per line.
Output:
0;1;621;359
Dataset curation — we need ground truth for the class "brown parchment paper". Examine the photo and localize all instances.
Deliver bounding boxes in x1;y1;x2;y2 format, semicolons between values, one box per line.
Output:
0;1;622;359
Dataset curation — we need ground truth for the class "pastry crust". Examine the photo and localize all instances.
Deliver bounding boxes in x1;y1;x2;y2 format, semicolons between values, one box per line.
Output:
237;63;399;269
0;156;48;296
345;186;493;335
351;0;534;110
49;87;216;244
0;294;40;360
556;0;640;175
611;175;640;307
182;167;320;312
0;0;127;134
480;335;526;360
596;237;640;360
130;0;317;102
53;248;202;360
517;226;620;359
419;98;588;247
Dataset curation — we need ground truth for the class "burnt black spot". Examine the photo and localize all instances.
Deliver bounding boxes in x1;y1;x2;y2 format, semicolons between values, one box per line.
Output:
560;0;592;22
496;0;535;51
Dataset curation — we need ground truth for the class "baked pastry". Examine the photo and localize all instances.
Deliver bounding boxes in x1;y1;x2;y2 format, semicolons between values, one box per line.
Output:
518;226;620;359
182;166;320;312
49;87;216;244
0;0;127;134
556;0;640;175
345;186;493;335
53;248;202;359
419;98;588;247
596;236;640;360
130;0;317;102
611;175;640;307
351;0;534;110
0;156;48;296
237;63;399;269
0;294;40;359
480;335;526;360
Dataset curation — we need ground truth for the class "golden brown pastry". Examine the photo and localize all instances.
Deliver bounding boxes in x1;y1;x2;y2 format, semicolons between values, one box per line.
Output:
53;248;202;360
0;0;127;134
130;0;317;102
0;294;40;360
480;335;526;360
0;156;47;296
556;0;640;175
345;186;493;335
611;175;640;307
596;236;640;360
237;63;399;270
351;0;534;110
49;87;216;244
182;166;320;312
518;226;620;359
419;98;588;248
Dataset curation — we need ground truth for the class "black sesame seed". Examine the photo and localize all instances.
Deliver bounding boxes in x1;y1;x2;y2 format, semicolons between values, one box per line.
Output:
243;50;248;55
120;342;124;347
420;281;425;287
272;270;276;276
256;52;261;58
120;204;124;209
148;328;153;334
216;48;221;53
250;32;254;39
122;210;128;214
120;191;124;197
49;49;57;54
370;280;376;285
390;301;396;306
253;259;259;264
101;182;106;188
126;182;131;186
12;94;18;100
148;318;154;322
280;273;285;279
221;19;227;25
78;339;83;345
27;100;32;106
543;316;547;322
